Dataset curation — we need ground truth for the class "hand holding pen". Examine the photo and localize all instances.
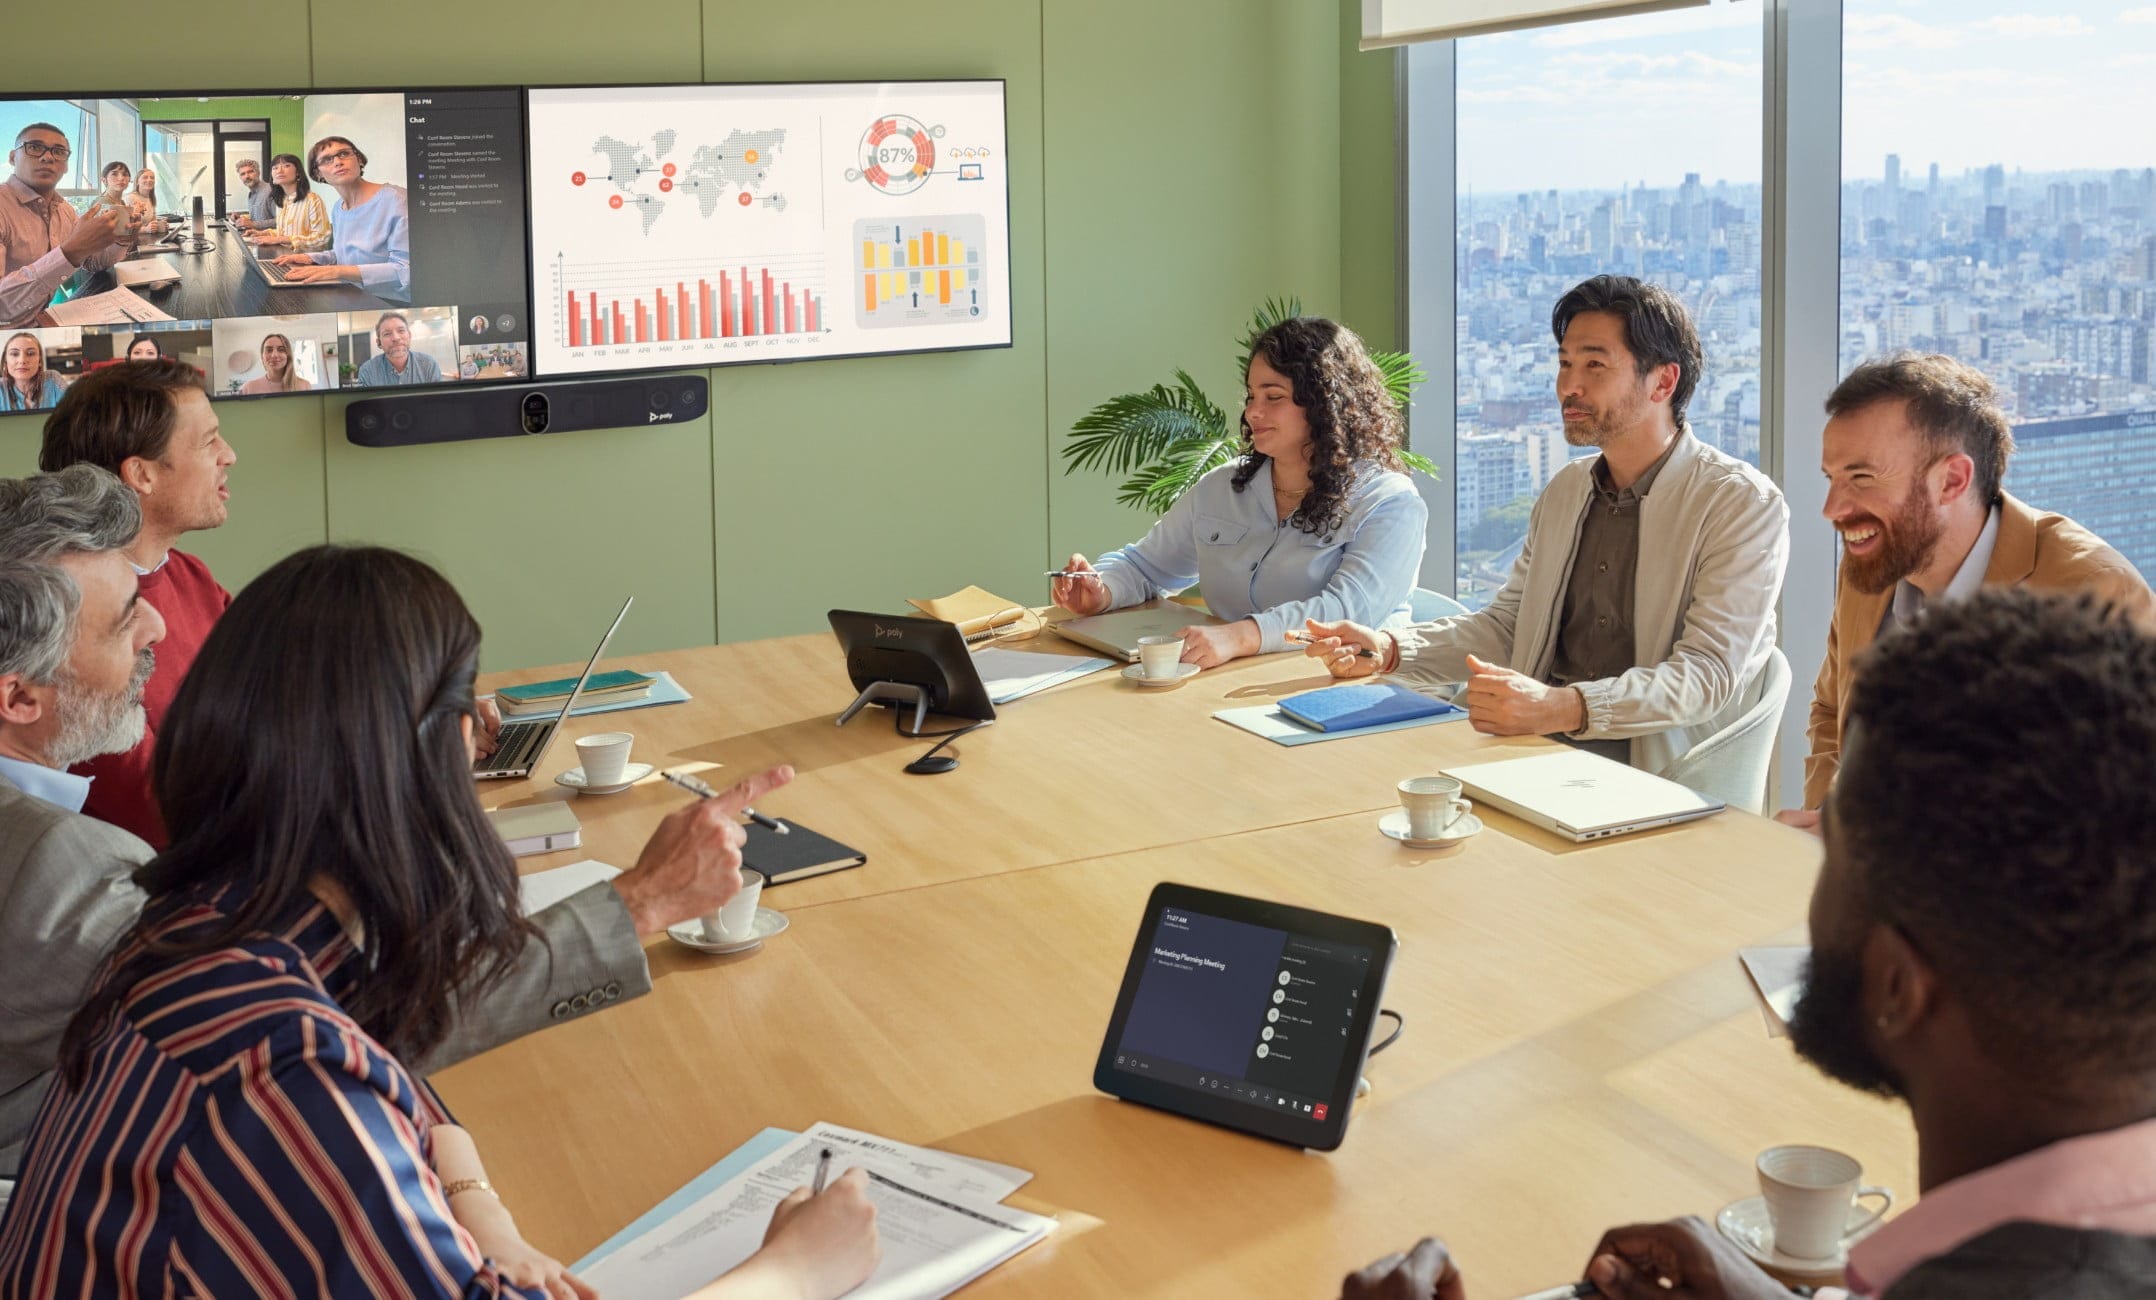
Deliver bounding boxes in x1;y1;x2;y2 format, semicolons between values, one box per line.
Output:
1048;555;1114;617
610;764;793;939
663;768;789;834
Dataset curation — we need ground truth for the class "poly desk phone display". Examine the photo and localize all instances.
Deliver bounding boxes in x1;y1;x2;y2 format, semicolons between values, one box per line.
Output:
1095;884;1397;1151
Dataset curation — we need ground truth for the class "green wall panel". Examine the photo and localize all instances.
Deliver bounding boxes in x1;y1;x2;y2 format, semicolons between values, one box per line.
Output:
1042;0;1344;571
138;97;305;163
1338;4;1400;355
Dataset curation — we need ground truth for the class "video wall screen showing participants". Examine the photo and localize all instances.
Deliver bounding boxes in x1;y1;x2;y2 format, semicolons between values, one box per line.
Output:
0;88;531;408
525;80;1011;378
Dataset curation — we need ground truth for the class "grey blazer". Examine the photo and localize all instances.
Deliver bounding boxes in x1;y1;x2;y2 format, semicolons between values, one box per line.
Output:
0;780;651;1176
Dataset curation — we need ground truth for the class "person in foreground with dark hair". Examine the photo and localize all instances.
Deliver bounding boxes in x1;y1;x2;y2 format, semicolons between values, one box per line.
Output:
1051;315;1427;667
1306;276;1787;772
0;544;879;1299
1342;589;2156;1299
1777;350;2150;827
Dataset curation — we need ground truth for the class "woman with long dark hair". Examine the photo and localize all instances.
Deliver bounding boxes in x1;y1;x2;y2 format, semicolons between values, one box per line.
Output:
1052;316;1427;667
0;546;878;1298
245;151;332;253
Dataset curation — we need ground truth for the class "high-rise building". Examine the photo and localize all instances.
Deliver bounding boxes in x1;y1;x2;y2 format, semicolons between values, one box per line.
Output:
2008;410;2156;577
1984;163;2007;207
1985;205;2008;242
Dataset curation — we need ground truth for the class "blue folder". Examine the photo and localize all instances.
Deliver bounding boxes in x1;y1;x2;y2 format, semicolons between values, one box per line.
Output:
1276;681;1463;732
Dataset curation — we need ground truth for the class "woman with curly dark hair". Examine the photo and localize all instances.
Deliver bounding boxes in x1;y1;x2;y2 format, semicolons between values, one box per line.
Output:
1052;316;1426;667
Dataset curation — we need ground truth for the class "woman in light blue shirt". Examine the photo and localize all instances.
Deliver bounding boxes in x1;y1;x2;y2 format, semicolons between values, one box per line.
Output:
1053;316;1428;667
269;135;411;303
0;332;69;412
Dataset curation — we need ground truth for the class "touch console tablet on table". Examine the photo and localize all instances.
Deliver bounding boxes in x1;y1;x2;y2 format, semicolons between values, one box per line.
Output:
1094;883;1397;1151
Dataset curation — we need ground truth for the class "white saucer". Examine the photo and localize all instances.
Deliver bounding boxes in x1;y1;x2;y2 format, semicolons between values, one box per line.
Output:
666;907;789;954
1715;1194;1884;1275
1122;662;1201;689
555;761;655;795
1379;808;1481;847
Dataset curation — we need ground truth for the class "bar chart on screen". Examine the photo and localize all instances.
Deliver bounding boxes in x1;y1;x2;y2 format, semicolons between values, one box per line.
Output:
525;80;1011;378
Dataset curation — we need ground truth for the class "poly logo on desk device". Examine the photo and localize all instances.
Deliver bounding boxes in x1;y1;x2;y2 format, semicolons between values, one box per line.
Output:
875;624;905;639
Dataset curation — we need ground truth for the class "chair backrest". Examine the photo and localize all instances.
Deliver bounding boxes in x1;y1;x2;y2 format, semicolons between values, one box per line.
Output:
1659;647;1793;816
1409;586;1468;622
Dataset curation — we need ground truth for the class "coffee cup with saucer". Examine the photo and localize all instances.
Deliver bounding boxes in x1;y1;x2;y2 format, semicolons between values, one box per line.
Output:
1121;661;1200;689
1714;1193;1889;1276
556;761;655;795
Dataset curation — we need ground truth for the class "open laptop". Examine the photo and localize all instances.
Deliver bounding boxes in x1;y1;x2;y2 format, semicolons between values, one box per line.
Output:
1048;602;1216;662
1444;749;1724;842
245;250;349;289
474;596;632;779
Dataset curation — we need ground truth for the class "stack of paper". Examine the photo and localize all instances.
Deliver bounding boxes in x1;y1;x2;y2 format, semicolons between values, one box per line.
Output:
970;646;1115;704
44;287;174;326
576;1121;1055;1298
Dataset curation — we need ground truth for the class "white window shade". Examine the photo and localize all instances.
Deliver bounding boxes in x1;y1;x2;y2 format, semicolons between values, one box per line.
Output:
1360;0;1710;49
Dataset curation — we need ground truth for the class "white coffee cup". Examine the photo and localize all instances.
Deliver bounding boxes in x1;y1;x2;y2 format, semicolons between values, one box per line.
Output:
573;731;634;787
699;868;765;944
1756;1144;1893;1260
1398;775;1471;839
1136;635;1184;680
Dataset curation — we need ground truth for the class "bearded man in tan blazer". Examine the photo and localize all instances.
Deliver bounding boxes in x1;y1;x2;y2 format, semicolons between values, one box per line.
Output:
1779;353;2153;827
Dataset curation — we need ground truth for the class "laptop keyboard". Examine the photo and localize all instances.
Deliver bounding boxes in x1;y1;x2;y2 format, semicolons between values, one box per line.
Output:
477;720;547;773
250;257;312;285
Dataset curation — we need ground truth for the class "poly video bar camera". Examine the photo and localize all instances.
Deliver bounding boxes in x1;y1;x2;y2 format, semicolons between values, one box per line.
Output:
345;374;707;447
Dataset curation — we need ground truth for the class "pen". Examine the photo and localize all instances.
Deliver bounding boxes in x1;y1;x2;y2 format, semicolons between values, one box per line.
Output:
811;1147;832;1195
660;769;790;835
1512;1285;1594;1300
1283;629;1380;659
1044;569;1107;580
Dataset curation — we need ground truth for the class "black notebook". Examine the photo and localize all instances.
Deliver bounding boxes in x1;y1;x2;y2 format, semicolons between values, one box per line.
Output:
743;819;866;886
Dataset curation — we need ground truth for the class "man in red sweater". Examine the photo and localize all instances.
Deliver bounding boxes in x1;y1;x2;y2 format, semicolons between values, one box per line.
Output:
37;363;230;846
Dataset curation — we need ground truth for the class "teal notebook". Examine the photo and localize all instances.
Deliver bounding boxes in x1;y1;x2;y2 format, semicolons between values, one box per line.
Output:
1277;681;1463;732
498;668;654;704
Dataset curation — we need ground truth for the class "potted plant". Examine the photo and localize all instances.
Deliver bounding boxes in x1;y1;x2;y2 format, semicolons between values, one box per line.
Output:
1061;298;1437;514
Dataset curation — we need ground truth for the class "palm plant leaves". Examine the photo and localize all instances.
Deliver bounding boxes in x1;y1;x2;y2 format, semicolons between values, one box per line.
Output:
1065;299;1439;511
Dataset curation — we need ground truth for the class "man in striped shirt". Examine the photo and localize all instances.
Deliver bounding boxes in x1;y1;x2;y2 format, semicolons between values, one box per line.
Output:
0;467;766;1182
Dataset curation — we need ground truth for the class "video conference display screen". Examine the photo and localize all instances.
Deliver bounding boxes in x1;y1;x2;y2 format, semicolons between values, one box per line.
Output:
0;89;530;407
524;80;1011;377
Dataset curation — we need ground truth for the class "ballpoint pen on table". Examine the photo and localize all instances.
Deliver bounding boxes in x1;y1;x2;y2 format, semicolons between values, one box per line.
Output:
660;769;790;834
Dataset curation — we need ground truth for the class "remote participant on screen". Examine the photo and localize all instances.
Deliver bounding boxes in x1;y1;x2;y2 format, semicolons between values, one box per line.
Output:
126;337;166;362
355;312;441;387
244;153;331;253
0;332;68;413
232;157;277;229
0;123;127;330
273;135;410;303
240;332;311;393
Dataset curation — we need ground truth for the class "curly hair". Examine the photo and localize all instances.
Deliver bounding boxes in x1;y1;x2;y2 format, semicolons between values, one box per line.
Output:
1230;317;1405;540
1836;588;2156;1079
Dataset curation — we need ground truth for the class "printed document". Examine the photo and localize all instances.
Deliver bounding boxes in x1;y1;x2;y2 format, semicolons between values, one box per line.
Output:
578;1123;1053;1299
45;286;174;326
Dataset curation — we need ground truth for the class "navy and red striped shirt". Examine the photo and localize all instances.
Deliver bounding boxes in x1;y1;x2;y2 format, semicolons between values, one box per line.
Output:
0;895;546;1298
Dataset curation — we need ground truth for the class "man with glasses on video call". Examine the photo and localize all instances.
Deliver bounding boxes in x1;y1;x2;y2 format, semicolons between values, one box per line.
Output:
0;124;127;330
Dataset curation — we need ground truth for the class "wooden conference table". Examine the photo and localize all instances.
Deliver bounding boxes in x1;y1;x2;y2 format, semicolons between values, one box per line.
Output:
72;226;394;320
446;630;1912;1298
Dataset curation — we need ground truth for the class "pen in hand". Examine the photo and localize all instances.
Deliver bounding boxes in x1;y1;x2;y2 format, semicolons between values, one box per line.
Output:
1284;629;1380;659
660;768;790;835
1044;569;1107;580
811;1147;833;1195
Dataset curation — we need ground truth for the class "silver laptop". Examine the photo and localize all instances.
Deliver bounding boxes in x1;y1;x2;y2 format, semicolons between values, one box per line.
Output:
245;251;350;289
1444;749;1724;842
474;596;632;779
1048;603;1217;662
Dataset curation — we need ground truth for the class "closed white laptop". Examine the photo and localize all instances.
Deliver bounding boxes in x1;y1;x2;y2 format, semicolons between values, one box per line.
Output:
1048;602;1217;662
1444;748;1723;842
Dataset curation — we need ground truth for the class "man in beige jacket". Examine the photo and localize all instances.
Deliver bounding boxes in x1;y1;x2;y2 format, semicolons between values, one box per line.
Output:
1307;276;1789;775
1777;353;2153;825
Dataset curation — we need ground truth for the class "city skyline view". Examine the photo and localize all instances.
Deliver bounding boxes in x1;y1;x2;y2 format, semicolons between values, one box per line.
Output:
1439;0;2153;609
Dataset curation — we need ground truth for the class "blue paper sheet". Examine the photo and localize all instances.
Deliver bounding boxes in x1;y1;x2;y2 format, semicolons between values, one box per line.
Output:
573;1127;797;1272
1212;699;1469;746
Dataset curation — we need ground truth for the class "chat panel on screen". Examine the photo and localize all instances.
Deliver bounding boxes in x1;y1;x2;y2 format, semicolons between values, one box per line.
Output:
525;80;1011;377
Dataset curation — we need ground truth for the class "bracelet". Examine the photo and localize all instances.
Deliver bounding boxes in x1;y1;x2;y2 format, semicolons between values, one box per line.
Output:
440;1177;496;1201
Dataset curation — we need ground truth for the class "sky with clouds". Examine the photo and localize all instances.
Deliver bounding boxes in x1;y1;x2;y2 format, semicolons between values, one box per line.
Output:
1448;0;2146;194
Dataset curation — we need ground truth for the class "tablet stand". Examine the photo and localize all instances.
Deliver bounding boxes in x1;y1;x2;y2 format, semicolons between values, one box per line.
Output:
836;681;930;736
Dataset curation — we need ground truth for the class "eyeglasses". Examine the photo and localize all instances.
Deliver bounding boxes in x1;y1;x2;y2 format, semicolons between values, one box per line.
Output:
15;141;70;162
314;148;358;166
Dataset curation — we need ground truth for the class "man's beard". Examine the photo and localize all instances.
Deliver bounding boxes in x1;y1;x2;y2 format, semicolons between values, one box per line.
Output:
1840;485;1945;596
49;647;155;768
1788;938;1904;1099
1562;393;1645;449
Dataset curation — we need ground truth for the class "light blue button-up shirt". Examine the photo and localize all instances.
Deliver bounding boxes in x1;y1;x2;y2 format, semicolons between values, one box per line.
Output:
354;349;442;387
309;183;410;303
1094;459;1428;652
0;752;90;813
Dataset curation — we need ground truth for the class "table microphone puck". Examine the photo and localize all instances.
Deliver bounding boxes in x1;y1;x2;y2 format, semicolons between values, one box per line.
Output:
904;754;960;776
